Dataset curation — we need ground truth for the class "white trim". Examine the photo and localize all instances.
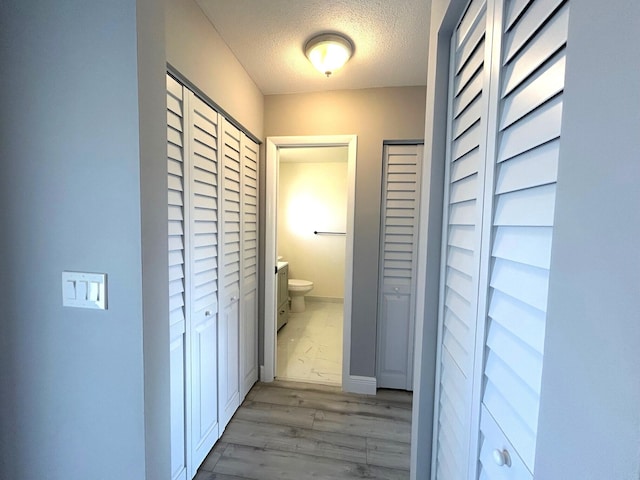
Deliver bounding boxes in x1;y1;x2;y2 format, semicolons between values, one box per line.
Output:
262;135;357;392
263;139;278;382
343;375;377;395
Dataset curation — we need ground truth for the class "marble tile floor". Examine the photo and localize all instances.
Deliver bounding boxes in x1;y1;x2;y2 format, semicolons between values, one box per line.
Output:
276;300;343;386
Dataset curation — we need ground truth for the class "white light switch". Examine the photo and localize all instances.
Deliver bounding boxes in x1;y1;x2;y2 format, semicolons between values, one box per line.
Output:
62;272;107;310
64;280;76;300
88;282;99;302
76;281;87;300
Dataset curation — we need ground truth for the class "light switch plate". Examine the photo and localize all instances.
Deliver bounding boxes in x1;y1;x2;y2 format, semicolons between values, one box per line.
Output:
62;271;107;310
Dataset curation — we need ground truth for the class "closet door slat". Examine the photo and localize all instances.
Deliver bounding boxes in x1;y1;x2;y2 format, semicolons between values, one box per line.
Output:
433;0;489;476
478;0;569;475
166;74;188;480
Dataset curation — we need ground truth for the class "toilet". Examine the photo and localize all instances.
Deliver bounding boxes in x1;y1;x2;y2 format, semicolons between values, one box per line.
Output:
288;279;314;313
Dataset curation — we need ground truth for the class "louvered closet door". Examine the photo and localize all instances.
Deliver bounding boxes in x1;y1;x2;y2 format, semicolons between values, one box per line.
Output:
186;92;220;474
219;118;242;430
166;75;188;480
240;136;259;398
376;143;423;390
167;74;221;479
477;1;569;477
432;0;491;477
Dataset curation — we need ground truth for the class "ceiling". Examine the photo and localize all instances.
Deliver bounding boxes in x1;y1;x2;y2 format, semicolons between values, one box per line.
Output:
196;0;431;95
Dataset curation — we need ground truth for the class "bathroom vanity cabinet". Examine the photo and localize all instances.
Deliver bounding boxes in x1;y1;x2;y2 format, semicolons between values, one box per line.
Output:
277;263;289;330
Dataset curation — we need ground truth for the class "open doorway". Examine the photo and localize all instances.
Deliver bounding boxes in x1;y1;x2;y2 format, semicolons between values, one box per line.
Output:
263;135;357;389
276;146;348;385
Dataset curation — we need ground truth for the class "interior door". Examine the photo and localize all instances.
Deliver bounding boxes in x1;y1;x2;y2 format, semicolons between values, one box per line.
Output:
166;74;189;480
240;136;259;398
186;93;221;474
167;74;221;479
477;0;570;476
432;0;492;477
376;143;423;390
219;118;242;430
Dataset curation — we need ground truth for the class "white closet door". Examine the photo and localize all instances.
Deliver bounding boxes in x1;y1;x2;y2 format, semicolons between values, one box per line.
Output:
376;143;423;390
219;118;242;430
240;136;259;399
167;74;221;479
167;74;188;480
186;93;220;473
478;1;569;476
433;0;491;477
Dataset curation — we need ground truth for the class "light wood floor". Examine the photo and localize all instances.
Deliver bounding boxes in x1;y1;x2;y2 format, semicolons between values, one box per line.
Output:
194;380;412;480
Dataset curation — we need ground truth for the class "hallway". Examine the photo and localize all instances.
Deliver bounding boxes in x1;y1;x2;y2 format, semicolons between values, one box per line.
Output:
194;381;412;479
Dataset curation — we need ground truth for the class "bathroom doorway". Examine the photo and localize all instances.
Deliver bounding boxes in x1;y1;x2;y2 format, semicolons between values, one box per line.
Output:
276;146;348;385
263;135;357;389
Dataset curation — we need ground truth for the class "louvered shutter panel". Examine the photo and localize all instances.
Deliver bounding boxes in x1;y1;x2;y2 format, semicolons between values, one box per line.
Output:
377;144;422;390
433;0;490;477
222;121;242;306
166;74;188;480
186;92;220;471
478;1;569;476
219;119;242;430
240;136;259;398
189;95;219;316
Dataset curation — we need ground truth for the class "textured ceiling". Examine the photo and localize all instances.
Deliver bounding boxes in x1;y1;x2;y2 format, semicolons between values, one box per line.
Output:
196;0;431;95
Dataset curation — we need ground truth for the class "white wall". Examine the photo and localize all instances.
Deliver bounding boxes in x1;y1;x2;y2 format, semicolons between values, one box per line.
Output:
278;161;348;299
0;1;150;478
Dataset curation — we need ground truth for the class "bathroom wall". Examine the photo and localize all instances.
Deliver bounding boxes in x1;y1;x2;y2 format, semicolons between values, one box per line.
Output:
278;158;348;300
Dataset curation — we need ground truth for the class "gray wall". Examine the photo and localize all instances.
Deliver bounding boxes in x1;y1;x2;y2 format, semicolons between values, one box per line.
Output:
264;87;427;377
137;0;171;478
535;1;640;478
165;0;265;140
413;0;640;479
0;0;160;478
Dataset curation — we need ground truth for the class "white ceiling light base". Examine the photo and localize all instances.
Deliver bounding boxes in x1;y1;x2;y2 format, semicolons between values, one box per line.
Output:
305;33;353;77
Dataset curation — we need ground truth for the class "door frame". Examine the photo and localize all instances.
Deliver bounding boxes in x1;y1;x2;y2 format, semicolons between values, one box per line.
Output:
262;135;357;388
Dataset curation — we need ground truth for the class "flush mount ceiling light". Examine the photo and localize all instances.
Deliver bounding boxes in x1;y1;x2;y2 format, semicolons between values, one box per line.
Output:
304;33;354;77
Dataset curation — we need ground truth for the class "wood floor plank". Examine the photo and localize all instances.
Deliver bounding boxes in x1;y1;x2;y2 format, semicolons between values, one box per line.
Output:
214;444;409;480
221;418;367;463
200;441;229;472
312;409;411;443
194;471;251;480
233;400;316;428
366;437;411;471
250;384;413;421
262;379;342;394
196;381;413;479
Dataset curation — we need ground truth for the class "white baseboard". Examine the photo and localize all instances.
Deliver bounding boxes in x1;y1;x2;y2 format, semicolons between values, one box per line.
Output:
343;375;377;395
